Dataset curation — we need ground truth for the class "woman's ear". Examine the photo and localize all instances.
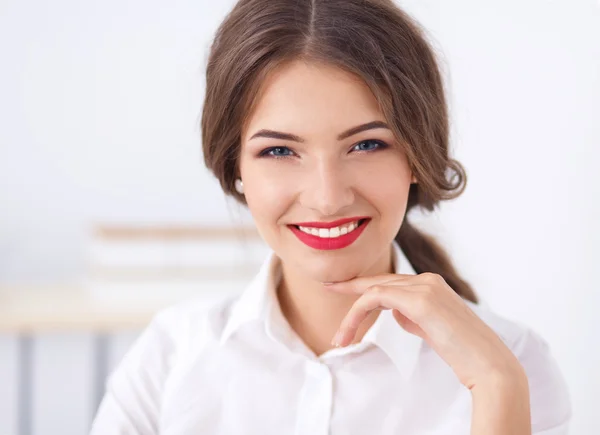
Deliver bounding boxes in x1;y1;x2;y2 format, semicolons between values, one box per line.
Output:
411;174;418;184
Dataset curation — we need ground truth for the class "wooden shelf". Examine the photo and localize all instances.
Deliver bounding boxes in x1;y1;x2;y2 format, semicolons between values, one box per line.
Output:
0;225;262;333
0;284;238;334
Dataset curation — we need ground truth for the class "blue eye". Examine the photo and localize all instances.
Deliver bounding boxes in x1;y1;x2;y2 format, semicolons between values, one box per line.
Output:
352;139;388;152
259;146;294;158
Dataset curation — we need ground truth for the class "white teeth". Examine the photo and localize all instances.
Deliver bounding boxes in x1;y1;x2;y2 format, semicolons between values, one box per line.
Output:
297;220;364;238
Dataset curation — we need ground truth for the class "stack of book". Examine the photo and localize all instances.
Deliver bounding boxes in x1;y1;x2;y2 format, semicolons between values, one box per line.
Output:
84;224;270;304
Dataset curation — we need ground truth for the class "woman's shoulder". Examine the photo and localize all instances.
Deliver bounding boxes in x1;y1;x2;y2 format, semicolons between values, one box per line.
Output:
149;292;240;350
462;298;561;365
463;298;572;432
91;294;240;432
111;293;239;376
462;298;532;350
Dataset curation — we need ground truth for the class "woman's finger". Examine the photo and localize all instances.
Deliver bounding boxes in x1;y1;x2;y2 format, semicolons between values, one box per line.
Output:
323;273;414;294
332;285;428;346
393;308;427;339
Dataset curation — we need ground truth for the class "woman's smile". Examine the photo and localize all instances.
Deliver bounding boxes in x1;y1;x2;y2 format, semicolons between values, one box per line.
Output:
288;218;371;250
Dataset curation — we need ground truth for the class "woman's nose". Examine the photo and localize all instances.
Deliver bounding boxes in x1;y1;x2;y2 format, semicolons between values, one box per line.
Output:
298;162;355;217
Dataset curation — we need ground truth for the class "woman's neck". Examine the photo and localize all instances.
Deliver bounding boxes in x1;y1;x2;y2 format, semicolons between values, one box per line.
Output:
276;245;395;357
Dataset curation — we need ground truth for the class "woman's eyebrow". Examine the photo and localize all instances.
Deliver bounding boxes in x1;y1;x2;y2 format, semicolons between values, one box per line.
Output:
248;120;390;143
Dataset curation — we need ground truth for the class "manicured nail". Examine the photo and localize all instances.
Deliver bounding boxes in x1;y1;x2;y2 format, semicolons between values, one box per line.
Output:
332;330;344;347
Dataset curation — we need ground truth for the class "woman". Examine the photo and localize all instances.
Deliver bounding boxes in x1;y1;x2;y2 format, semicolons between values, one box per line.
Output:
90;0;571;433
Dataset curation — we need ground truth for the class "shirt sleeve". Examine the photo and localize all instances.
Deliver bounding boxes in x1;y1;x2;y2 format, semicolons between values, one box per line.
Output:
514;327;572;434
89;307;180;435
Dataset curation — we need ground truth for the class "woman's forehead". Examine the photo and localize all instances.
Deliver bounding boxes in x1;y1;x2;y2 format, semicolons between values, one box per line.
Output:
242;61;384;142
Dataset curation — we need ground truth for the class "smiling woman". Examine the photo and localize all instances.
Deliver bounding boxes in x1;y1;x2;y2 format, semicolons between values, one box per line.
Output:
89;0;572;434
204;17;478;308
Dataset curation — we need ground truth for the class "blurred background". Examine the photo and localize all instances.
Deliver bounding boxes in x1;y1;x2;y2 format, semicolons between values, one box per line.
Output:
0;0;598;434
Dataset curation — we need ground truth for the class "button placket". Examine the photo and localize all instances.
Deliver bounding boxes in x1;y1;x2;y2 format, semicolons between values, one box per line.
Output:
294;361;333;435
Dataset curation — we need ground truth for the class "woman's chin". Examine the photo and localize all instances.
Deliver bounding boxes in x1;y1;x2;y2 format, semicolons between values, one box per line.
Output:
293;255;364;284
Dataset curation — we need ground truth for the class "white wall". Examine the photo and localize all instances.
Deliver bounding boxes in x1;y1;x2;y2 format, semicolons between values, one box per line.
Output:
0;0;598;434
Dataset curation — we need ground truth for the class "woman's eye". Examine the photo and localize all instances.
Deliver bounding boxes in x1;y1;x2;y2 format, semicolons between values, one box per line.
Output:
259;146;294;158
352;139;388;152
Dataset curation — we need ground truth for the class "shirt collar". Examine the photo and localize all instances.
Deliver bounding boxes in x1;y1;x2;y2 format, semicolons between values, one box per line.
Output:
219;246;279;345
219;239;424;379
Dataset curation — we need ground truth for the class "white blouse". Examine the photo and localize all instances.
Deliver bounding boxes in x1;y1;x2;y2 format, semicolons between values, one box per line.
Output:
89;240;572;434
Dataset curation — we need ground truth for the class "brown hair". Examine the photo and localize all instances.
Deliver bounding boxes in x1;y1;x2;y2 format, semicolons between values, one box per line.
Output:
201;0;478;303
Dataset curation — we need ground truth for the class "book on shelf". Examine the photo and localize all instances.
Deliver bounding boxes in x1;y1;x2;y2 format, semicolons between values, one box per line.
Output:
84;224;269;302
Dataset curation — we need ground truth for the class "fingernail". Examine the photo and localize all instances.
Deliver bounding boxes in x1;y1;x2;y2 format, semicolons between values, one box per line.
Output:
332;330;344;347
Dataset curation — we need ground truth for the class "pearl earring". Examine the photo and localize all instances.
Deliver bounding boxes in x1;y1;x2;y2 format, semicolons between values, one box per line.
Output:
234;178;244;194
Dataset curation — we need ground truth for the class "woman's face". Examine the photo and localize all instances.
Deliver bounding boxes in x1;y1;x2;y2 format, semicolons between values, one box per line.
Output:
239;59;415;282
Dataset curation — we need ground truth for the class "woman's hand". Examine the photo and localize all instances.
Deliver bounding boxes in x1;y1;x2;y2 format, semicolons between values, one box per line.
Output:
325;272;527;391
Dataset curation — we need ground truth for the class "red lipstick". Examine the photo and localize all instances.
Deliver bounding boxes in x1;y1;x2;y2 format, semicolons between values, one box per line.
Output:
288;218;370;250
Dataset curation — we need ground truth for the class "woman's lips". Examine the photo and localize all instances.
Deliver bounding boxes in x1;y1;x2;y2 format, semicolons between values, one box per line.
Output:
288;218;370;251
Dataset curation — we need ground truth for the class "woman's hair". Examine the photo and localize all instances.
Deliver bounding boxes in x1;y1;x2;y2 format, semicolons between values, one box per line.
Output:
201;0;478;303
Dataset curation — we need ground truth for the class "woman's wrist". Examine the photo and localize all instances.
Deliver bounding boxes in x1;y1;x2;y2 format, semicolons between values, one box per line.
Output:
475;360;528;390
470;366;531;435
